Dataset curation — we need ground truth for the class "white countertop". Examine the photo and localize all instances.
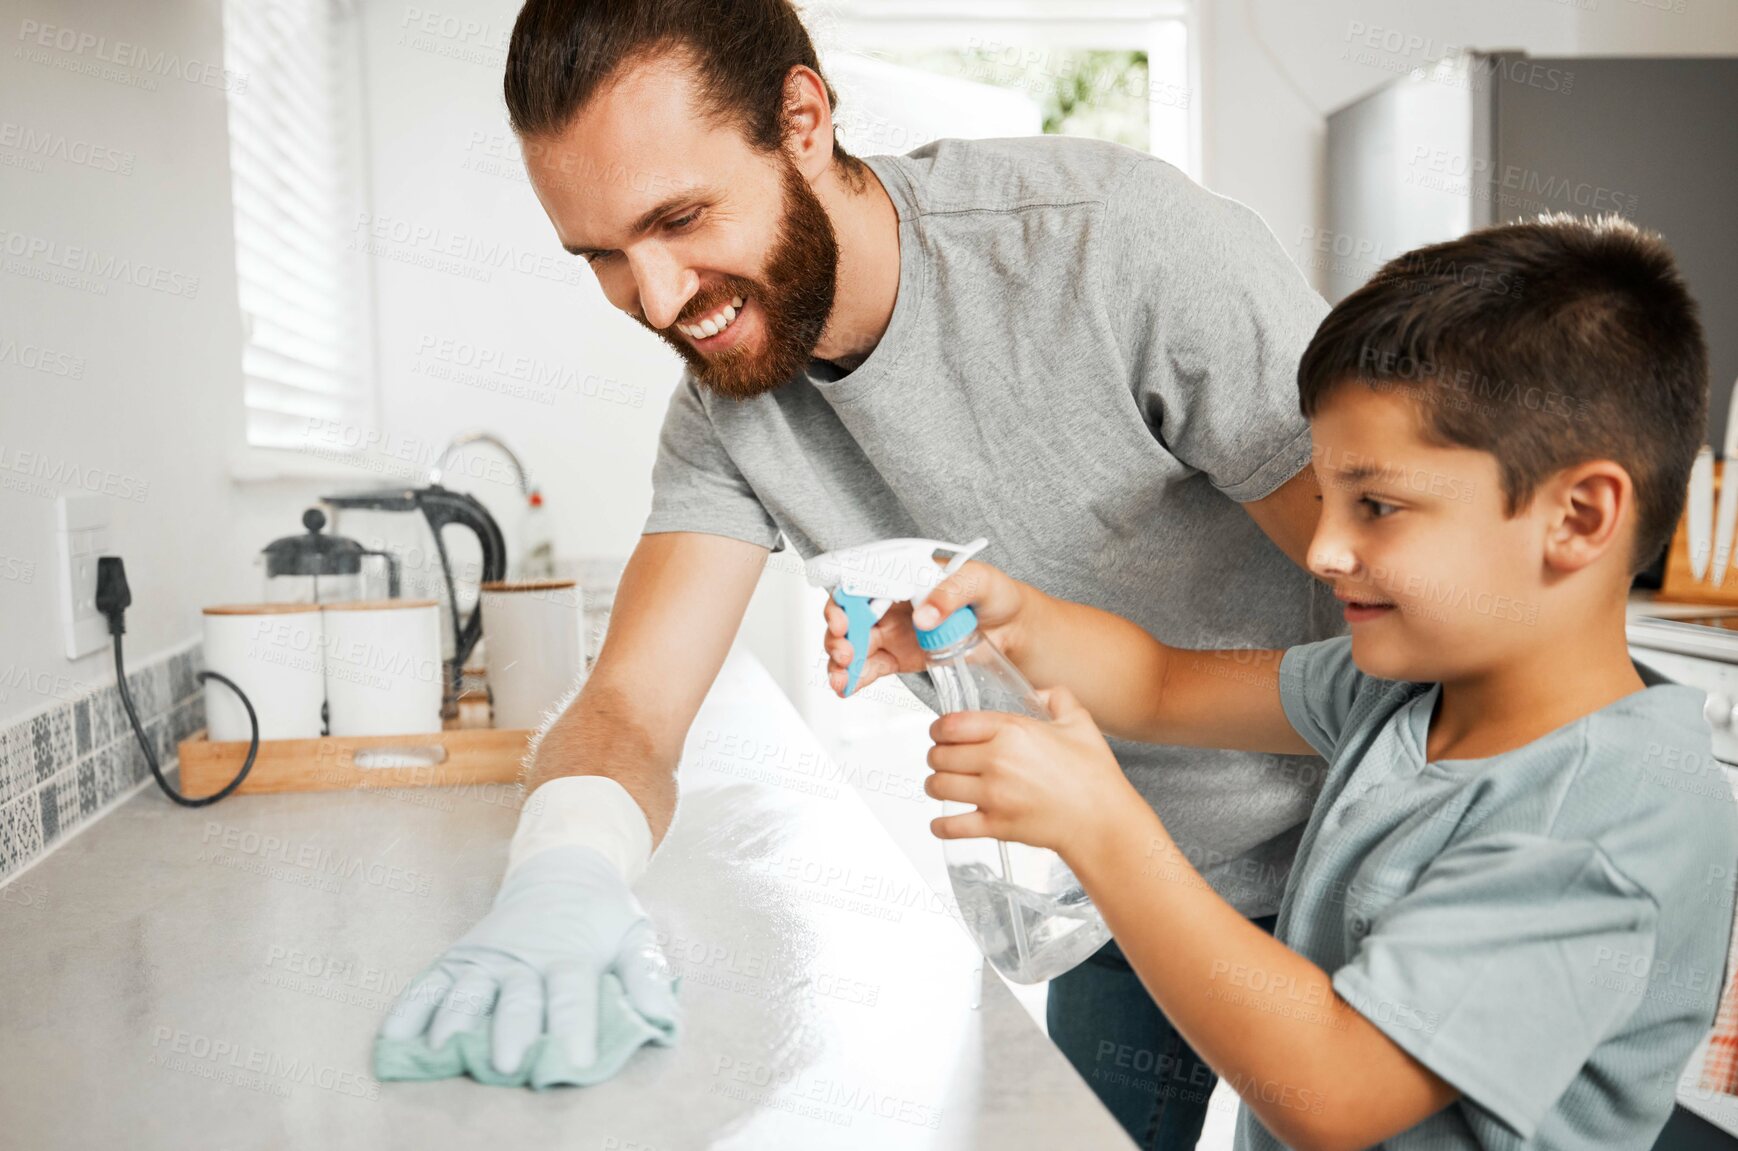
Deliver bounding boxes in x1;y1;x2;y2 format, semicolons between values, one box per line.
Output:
0;650;1135;1150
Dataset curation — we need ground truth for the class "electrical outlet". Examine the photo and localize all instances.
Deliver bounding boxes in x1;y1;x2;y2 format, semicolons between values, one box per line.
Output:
57;493;111;659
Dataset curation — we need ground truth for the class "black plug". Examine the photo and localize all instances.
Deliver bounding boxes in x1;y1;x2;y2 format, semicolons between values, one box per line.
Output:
96;555;257;807
95;555;131;636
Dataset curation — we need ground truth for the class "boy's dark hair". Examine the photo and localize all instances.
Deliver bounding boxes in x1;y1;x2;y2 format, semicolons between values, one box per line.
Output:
1298;213;1708;574
504;0;866;184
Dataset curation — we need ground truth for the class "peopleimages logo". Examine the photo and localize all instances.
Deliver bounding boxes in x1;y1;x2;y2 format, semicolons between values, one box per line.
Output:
0;335;85;378
0;228;200;299
0;121;135;174
15;19;248;93
150;1024;380;1100
399;7;512;48
0;445;150;502
350;212;585;287
413;334;646;408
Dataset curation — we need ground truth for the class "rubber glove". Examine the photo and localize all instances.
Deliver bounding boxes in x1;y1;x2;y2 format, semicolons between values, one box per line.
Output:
373;844;679;1088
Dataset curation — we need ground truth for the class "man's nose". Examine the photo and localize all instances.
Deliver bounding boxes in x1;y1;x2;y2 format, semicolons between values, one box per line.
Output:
628;247;697;331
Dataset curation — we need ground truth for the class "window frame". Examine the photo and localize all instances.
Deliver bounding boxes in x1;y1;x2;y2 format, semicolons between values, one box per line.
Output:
220;0;382;482
814;0;1201;179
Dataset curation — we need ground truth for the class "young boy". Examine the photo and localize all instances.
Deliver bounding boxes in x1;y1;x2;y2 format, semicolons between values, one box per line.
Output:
826;214;1738;1149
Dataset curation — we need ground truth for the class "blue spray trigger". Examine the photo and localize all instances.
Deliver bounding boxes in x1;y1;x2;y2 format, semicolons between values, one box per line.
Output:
832;587;879;696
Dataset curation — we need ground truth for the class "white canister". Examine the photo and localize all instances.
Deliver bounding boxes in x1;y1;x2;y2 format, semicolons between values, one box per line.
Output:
321;599;443;737
480;579;586;731
201;603;327;741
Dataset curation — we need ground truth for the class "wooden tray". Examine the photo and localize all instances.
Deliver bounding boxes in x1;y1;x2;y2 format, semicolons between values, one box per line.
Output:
177;699;533;798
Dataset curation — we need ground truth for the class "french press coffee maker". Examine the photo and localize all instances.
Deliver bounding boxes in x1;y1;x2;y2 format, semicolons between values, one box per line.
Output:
259;508;402;604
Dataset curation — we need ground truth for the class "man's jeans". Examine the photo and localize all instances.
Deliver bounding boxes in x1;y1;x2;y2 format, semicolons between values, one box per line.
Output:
1047;916;1280;1151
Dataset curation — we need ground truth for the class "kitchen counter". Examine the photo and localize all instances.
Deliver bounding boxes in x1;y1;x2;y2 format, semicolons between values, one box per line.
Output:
0;651;1135;1150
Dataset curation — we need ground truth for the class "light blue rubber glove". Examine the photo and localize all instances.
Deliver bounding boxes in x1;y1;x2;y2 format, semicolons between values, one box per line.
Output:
373;844;679;1088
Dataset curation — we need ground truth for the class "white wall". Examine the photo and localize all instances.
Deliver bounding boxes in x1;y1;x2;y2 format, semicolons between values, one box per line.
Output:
0;0;279;725
1199;0;1738;293
354;0;669;558
351;0;813;696
0;0;808;729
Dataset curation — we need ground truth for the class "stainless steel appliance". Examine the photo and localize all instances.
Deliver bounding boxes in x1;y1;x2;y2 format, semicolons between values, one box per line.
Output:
1326;54;1738;478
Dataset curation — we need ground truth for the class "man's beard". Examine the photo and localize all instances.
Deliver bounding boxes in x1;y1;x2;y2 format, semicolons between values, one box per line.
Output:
639;157;839;401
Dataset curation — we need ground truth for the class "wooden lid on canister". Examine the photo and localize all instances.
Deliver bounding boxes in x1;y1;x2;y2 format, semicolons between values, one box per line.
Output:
480;579;577;592
318;599;439;611
202;602;323;615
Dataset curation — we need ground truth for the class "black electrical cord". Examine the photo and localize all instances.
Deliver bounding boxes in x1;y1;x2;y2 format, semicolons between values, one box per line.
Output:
97;556;258;807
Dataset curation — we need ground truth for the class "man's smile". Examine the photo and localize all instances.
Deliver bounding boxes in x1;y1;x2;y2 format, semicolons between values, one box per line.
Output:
677;294;749;347
677;295;747;340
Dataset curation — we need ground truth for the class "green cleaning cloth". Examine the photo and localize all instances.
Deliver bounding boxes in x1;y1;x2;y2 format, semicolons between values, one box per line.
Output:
373;969;678;1089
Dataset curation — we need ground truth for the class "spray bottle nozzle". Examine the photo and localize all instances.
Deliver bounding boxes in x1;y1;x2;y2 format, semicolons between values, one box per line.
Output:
806;537;988;696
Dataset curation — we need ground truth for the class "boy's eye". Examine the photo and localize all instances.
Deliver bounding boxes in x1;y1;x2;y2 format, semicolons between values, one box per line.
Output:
1359;496;1398;518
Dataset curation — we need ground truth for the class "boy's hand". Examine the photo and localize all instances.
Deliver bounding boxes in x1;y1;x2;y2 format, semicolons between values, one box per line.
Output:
925;686;1144;864
823;560;1030;696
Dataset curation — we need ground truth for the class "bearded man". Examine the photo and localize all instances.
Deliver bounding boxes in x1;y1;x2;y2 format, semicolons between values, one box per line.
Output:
374;4;1339;1147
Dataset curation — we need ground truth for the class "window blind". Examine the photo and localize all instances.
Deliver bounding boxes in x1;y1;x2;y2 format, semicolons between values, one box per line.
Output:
222;0;372;451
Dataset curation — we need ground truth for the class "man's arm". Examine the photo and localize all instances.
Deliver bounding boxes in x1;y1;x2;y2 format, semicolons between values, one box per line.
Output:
374;531;766;1085
523;530;769;845
1241;463;1322;573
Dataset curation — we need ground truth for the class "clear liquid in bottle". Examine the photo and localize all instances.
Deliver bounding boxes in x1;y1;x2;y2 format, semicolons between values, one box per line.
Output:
921;607;1111;984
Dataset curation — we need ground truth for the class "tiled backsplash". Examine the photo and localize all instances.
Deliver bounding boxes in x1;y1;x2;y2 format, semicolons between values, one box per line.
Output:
0;642;205;884
0;561;626;888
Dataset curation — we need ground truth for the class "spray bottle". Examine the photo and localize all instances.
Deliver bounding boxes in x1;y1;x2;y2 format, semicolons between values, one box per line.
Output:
808;537;1110;984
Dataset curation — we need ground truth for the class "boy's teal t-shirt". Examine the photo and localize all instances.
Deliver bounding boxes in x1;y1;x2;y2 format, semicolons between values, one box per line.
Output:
1235;636;1738;1151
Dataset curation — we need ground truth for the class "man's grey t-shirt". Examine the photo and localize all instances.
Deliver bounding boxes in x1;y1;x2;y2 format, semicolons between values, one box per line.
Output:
645;135;1341;914
1234;636;1738;1150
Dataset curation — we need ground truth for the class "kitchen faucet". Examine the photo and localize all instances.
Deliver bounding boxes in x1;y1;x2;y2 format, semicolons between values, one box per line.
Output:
428;430;534;496
428;431;553;578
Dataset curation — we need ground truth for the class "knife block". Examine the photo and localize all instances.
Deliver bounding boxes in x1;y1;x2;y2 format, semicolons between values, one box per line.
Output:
1659;459;1738;606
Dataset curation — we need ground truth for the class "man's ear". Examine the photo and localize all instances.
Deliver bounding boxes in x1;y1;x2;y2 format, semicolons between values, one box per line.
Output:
780;64;835;180
1541;460;1634;574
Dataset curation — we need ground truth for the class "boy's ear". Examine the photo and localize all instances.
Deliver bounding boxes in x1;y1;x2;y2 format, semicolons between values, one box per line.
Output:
1541;460;1634;574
